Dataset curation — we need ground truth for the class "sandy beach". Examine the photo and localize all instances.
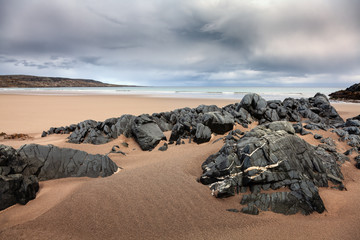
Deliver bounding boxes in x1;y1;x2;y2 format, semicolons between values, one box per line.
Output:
1;94;360;240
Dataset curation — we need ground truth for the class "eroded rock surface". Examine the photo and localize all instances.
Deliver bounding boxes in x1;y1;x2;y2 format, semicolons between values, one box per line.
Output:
1;145;39;211
0;144;119;211
200;121;344;215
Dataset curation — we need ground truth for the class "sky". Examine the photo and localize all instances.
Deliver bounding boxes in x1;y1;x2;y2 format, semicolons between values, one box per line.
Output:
0;0;360;87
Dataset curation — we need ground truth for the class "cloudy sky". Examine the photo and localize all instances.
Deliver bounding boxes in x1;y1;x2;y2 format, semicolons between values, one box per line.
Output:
0;0;360;87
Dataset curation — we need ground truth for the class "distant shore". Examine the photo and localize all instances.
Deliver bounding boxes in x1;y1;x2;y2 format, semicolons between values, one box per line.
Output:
0;75;138;88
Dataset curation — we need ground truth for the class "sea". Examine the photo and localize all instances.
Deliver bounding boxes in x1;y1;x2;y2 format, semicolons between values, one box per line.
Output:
0;86;343;101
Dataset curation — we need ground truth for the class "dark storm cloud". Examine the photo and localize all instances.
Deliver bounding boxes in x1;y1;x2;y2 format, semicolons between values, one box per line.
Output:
0;0;360;86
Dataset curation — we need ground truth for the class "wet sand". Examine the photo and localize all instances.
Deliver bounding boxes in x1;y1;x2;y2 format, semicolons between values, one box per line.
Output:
1;94;360;240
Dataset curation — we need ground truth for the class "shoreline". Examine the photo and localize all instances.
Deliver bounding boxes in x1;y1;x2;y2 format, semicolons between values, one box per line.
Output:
0;86;343;101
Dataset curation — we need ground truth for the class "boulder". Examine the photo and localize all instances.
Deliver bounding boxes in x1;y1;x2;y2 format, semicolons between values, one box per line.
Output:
194;123;212;144
314;134;323;140
158;143;168;151
131;115;166;151
238;93;267;119
200;121;343;215
355;155;360;169
203;111;234;134
169;123;187;142
0;145;40;211
0;174;39;211
17;144;119;180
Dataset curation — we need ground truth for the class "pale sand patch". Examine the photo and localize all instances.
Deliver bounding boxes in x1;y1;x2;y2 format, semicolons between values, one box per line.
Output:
0;94;360;240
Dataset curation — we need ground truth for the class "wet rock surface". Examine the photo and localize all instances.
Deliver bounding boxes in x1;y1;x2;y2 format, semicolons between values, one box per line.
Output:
0;144;119;211
199;121;344;215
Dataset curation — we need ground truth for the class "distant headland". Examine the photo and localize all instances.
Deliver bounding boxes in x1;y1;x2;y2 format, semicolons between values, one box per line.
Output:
329;83;360;101
0;75;137;88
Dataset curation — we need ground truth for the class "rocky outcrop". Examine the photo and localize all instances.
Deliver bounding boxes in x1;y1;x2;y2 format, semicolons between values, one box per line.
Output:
193;123;212;144
199;121;344;215
203;111;234;134
1;145;39;211
43;93;344;152
0;144;119;211
17;144;119;180
332;116;360;155
329;83;360;101
131;115;166;151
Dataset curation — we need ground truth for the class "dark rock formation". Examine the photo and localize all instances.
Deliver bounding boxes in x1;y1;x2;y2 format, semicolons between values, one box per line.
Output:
194;123;212;144
0;174;39;211
43;93;344;153
355;156;360;169
203;111;234;134
237;93;267;119
1;143;119;211
329;83;360;101
158;143;168;151
314;134;323;140
240;183;325;215
1;145;39;211
17;144;119;180
199;121;344;215
131;115;166;151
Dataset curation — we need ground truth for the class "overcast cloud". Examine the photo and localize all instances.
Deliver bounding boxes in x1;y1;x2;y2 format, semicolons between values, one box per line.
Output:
0;0;359;86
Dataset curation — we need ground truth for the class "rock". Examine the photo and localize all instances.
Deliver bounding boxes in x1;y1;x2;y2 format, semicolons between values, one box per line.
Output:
331;129;348;138
41;131;47;138
263;108;280;122
0;145;40;211
241;205;259;215
355;155;360;169
152;116;173;132
345;119;360;127
240;181;325;215
329;83;360;100
344;127;360;135
131;115;166;151
17;144;119;180
194;123;212;144
114;114;137;138
203;111;234;134
226;208;240;213
158;143;168;151
238;93;267;119
320;137;336;146
0;174;39;211
169;123;187;142
111;145;120;152
344;148;357;155
200;121;343;215
314;134;323;140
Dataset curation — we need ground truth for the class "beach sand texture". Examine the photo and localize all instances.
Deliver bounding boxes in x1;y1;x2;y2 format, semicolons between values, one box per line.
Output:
1;94;360;240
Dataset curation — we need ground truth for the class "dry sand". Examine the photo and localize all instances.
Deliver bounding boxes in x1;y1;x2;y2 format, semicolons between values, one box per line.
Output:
1;94;360;240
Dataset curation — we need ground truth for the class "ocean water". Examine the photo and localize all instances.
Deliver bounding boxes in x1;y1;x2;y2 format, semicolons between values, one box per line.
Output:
0;86;342;101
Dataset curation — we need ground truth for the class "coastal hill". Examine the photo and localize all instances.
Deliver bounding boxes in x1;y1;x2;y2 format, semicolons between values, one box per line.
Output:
0;75;133;88
329;83;360;101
